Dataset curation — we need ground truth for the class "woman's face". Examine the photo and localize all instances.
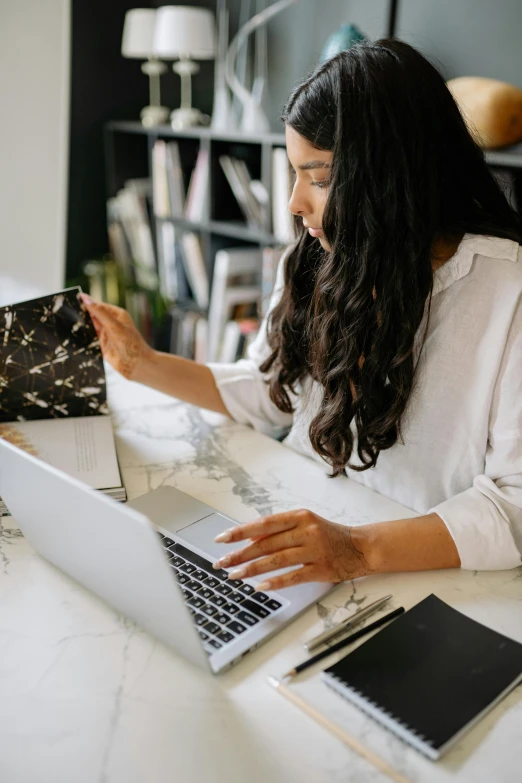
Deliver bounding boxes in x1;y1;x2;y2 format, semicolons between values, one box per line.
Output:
286;125;333;251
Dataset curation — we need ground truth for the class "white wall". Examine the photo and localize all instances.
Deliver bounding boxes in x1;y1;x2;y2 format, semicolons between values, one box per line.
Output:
0;0;70;299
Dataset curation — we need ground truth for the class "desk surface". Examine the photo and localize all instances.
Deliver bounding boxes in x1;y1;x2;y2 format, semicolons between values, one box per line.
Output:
1;372;521;783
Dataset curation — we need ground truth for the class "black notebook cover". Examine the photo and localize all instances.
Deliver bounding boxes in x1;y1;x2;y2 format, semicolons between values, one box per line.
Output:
322;594;522;759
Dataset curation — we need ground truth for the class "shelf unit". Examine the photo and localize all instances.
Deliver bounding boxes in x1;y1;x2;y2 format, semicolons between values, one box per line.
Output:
104;121;289;280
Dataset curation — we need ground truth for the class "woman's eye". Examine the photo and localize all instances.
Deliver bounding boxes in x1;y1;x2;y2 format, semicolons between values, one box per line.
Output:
311;179;330;189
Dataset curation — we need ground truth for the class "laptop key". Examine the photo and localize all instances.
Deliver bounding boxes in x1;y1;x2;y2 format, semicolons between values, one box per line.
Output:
187;596;205;609
241;598;270;619
237;610;259;627
204;621;220;635
182;588;193;600
227;579;242;589
162;537;175;548
177;573;190;584
194;613;208;626
209;595;227;607
170;555;185;567
214;612;230;625
204;576;220;589
215;583;233;596
198;630;209;641
239;583;255;595
222;602;240;615
202;604;218;617
207;639;222;650
227;620;247;635
180;563;197;575
199;587;214;601
266;599;282;611
230;591;245;604
193;569;208;582
251;592;269;604
217;631;234;644
186;580;202;592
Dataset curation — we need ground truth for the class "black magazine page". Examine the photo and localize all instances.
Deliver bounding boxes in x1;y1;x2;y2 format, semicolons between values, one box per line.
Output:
0;288;107;422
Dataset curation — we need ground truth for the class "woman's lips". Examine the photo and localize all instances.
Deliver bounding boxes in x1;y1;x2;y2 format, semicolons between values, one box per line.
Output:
307;227;324;238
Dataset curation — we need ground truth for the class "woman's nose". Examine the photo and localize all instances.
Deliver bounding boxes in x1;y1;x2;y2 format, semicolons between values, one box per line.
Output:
288;182;310;217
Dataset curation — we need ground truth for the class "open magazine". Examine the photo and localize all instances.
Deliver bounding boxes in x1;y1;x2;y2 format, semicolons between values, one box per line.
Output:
0;287;126;515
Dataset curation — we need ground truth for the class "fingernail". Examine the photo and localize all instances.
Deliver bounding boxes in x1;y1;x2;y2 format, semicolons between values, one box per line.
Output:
213;555;230;569
214;529;233;543
255;581;271;592
228;567;246;580
79;292;94;305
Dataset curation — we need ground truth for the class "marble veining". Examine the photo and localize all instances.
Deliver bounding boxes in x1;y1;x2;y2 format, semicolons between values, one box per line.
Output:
0;370;521;783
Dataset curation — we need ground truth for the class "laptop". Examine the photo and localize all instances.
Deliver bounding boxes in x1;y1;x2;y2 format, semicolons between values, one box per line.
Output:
0;437;331;674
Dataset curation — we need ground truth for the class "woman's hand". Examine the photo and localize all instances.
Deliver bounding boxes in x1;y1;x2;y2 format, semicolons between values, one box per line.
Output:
79;294;154;381
212;509;374;591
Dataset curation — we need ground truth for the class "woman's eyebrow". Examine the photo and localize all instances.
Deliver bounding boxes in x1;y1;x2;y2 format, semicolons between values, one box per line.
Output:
297;161;332;171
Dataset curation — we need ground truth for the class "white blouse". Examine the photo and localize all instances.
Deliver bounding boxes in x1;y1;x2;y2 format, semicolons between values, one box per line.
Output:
207;234;522;571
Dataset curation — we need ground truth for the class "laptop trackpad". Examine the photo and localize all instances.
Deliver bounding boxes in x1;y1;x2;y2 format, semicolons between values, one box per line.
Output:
176;513;242;561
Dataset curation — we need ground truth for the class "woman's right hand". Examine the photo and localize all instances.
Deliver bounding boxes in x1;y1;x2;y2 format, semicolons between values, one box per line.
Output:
78;293;154;381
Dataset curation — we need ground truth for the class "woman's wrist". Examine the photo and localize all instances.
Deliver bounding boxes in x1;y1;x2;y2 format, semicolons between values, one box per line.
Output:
131;345;159;384
348;514;461;575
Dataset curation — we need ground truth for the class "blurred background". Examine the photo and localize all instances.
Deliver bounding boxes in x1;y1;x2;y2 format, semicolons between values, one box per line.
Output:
1;0;521;361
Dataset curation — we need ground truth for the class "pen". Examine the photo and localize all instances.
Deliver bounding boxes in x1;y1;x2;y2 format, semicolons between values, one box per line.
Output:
304;594;393;652
283;606;405;679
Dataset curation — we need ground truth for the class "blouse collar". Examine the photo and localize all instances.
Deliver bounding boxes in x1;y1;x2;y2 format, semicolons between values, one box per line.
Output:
432;233;519;296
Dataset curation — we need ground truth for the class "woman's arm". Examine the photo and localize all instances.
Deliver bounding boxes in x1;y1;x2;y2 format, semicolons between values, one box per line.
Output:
211;509;460;591
80;294;230;415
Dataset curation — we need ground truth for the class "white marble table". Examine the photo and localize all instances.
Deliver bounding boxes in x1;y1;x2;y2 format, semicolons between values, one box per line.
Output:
1;372;521;783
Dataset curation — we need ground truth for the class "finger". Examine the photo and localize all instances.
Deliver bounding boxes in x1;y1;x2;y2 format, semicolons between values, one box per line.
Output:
226;547;306;580
214;511;300;544
254;565;321;592
214;528;304;569
81;298;128;329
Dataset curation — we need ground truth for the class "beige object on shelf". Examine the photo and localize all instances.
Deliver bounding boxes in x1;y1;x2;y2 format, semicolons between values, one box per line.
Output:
447;76;522;149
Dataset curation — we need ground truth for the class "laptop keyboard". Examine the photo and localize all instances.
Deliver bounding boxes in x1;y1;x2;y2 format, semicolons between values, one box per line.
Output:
157;533;283;655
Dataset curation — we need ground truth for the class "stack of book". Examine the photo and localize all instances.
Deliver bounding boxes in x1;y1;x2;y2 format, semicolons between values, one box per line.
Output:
152;139;209;223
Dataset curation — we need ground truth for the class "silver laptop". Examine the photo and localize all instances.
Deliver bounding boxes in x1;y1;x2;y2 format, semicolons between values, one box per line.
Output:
0;437;331;674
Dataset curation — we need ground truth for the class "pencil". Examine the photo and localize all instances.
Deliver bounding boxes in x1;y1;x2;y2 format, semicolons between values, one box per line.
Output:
283;606;405;678
268;676;412;783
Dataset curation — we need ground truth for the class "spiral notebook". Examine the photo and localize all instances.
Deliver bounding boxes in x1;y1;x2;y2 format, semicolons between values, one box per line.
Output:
322;594;522;760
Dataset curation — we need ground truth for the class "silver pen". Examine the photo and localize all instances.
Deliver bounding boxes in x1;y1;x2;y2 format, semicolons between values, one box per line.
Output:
304;594;393;652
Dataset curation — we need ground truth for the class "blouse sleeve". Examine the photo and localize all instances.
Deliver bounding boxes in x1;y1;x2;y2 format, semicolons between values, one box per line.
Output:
429;294;522;570
206;249;294;439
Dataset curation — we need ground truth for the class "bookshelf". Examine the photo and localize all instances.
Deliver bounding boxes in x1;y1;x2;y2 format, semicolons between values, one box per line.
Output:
103;120;291;359
103;121;522;359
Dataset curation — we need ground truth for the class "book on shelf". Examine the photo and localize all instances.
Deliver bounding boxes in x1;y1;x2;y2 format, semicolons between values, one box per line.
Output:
165;140;186;217
108;178;156;289
207;247;262;362
272;146;295;243
219;154;265;229
185;148;210;223
180;233;209;309
156;221;190;303
0;288;126;515
219;317;259;363
261;246;286;316
152;139;171;218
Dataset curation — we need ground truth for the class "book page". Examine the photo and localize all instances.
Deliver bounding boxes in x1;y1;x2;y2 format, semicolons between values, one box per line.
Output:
0;415;122;490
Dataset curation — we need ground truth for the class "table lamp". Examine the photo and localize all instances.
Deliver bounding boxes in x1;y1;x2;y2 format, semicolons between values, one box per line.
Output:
122;8;170;127
153;6;216;130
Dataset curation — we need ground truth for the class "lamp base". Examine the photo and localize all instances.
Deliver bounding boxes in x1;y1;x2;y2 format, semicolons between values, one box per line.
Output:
140;105;170;128
170;107;210;130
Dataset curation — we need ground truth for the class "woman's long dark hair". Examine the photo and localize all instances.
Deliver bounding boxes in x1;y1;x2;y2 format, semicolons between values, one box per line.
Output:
260;39;521;477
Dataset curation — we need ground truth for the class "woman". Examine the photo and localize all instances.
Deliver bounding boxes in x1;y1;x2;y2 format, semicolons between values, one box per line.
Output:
82;39;522;592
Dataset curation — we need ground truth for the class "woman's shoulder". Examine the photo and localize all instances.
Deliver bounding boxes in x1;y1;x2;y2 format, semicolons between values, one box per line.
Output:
464;232;522;289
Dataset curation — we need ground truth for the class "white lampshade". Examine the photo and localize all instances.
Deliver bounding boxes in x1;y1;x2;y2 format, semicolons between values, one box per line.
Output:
153;6;216;60
122;8;157;59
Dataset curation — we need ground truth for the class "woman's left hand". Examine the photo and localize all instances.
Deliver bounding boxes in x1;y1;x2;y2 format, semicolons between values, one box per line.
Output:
212;509;374;591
